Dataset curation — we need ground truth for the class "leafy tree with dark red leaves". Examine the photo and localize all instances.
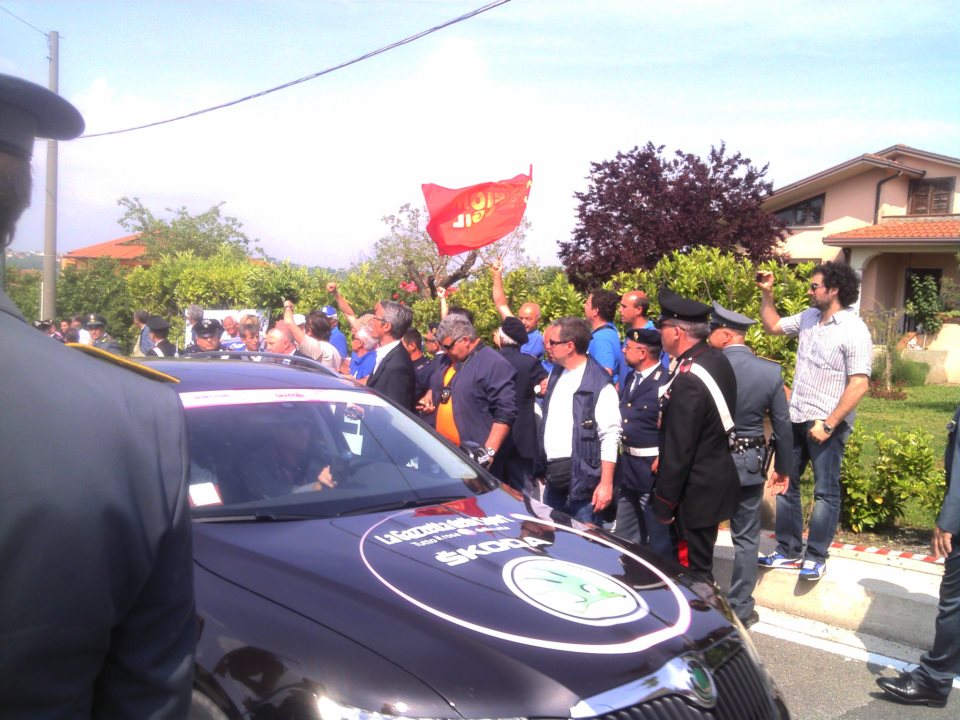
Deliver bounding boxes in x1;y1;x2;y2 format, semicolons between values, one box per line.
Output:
560;142;785;290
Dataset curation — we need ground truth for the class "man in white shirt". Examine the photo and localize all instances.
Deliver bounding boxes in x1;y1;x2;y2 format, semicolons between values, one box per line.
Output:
537;317;621;525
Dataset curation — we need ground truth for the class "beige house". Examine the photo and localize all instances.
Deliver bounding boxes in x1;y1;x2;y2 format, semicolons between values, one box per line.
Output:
762;145;959;317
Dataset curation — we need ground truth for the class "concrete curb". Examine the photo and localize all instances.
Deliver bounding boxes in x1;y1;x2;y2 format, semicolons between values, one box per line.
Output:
713;529;944;649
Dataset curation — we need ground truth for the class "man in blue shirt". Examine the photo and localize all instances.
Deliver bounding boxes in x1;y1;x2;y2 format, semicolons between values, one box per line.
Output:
585;289;626;386
323;305;349;359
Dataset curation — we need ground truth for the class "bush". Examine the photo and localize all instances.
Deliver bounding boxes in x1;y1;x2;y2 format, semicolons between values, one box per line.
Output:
840;426;945;532
871;353;929;387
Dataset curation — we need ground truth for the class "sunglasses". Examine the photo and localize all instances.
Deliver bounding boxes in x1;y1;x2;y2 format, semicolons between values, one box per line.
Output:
441;338;458;351
809;282;822;291
546;338;571;347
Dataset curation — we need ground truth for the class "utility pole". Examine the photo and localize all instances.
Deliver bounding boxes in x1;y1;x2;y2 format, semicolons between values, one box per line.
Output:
40;30;60;321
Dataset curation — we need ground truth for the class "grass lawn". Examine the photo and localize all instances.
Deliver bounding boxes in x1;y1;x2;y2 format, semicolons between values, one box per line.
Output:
799;384;959;549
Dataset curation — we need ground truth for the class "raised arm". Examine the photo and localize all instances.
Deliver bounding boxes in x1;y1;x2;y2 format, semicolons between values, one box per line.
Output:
490;258;514;319
757;271;784;335
327;282;359;331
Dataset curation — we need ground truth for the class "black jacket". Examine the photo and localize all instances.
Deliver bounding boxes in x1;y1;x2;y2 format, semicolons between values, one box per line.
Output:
366;342;416;411
499;346;548;460
656;342;740;529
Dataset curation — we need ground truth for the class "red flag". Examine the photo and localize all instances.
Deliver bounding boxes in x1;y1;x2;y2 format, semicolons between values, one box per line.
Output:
422;168;532;256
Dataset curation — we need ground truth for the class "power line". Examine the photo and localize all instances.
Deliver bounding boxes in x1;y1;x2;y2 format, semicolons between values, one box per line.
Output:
0;4;47;37
82;0;512;139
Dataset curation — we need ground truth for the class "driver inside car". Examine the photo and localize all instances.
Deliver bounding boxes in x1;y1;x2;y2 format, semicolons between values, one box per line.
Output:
243;415;338;499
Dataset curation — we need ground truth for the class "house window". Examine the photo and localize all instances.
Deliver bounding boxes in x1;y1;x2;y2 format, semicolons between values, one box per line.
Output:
908;178;954;215
774;194;824;226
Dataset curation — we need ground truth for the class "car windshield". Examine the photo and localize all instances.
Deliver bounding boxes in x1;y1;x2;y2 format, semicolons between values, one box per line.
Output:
181;387;490;519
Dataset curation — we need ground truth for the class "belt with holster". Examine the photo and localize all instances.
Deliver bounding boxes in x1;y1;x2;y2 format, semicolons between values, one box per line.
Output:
732;435;766;453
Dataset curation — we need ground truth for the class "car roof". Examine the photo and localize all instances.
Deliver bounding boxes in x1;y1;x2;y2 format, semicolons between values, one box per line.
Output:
141;355;360;395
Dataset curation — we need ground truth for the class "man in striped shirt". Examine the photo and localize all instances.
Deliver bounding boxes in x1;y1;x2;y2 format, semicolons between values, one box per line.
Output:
756;262;873;581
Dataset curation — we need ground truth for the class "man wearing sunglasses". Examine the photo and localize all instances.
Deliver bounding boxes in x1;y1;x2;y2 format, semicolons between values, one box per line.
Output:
365;300;417;411
428;314;517;475
757;263;872;582
537;317;622;524
652;289;740;584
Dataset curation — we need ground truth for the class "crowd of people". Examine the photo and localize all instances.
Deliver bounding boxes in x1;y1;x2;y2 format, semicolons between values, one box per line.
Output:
4;71;958;714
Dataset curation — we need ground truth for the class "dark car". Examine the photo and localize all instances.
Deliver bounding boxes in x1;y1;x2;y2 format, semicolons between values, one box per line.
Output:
147;356;789;720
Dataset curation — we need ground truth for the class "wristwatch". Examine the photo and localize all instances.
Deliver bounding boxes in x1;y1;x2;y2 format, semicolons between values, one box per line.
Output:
821;421;834;435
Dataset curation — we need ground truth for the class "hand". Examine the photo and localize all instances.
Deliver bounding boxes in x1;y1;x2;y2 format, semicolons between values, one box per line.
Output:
282;298;295;313
651;493;675;525
326;282;338;294
932;525;953;559
416;390;435;413
490;257;504;274
436;286;446;299
756;270;775;293
808;420;831;444
767;470;789;495
313;465;337;490
591;481;613;512
651;456;659;475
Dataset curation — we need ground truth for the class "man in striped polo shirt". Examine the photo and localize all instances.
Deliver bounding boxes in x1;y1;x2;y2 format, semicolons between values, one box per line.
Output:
756;262;873;581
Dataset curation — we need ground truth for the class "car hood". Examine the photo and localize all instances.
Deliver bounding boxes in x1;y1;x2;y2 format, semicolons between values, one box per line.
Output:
193;490;735;718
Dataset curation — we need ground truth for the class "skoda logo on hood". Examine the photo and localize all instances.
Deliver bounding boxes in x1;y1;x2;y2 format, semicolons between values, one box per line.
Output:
503;557;647;626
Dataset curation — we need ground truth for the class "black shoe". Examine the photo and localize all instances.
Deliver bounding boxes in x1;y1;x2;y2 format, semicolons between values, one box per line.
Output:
876;673;948;708
740;611;760;629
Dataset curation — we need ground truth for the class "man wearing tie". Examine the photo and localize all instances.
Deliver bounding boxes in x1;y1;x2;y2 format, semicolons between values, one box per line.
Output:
614;328;673;557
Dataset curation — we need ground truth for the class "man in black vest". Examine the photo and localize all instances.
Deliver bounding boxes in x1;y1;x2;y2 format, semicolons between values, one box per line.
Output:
709;302;792;627
615;327;672;557
537;317;622;524
653;289;739;583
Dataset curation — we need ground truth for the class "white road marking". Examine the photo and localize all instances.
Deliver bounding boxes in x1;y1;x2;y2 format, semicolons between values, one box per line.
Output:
752;608;960;689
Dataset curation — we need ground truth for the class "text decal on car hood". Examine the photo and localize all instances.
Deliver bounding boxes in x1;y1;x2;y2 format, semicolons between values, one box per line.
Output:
359;511;691;654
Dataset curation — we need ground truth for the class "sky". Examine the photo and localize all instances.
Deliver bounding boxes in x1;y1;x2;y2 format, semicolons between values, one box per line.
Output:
2;0;958;269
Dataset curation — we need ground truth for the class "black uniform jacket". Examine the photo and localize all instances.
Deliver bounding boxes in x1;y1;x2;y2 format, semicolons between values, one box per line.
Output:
657;342;740;529
366;342;416;411
0;289;195;718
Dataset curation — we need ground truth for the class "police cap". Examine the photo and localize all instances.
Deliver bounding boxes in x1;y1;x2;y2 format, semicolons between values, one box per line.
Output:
625;327;662;348
146;315;170;332
0;73;85;160
84;313;106;328
710;301;756;333
657;288;711;323
193;318;223;338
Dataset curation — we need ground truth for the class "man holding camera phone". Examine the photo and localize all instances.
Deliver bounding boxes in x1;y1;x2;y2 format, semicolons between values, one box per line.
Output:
756;263;872;581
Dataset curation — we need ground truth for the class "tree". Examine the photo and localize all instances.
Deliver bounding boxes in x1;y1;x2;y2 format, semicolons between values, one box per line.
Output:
368;203;530;298
560;142;786;290
57;258;134;349
118;197;261;261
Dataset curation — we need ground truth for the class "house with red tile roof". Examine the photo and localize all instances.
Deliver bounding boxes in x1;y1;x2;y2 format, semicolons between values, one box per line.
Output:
61;233;148;269
762;145;959;319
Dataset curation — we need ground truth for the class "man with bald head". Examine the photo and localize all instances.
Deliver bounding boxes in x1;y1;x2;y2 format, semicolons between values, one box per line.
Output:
491;258;547;366
619;290;654;330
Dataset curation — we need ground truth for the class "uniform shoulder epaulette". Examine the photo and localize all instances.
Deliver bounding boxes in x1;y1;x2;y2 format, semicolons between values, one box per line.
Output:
66;343;180;383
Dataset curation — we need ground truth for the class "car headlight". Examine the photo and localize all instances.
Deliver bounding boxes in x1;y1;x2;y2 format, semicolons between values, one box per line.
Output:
316;695;525;720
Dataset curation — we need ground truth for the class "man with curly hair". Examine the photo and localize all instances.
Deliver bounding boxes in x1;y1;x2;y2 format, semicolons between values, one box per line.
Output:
756;262;873;581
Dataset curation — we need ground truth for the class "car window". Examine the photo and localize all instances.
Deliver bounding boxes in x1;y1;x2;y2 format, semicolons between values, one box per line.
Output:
180;388;487;518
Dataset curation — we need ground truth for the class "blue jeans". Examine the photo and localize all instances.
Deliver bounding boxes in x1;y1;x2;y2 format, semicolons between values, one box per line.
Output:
543;483;601;525
775;420;851;562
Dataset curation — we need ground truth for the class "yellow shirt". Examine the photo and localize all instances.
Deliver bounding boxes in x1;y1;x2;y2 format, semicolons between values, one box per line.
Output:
435;365;460;446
